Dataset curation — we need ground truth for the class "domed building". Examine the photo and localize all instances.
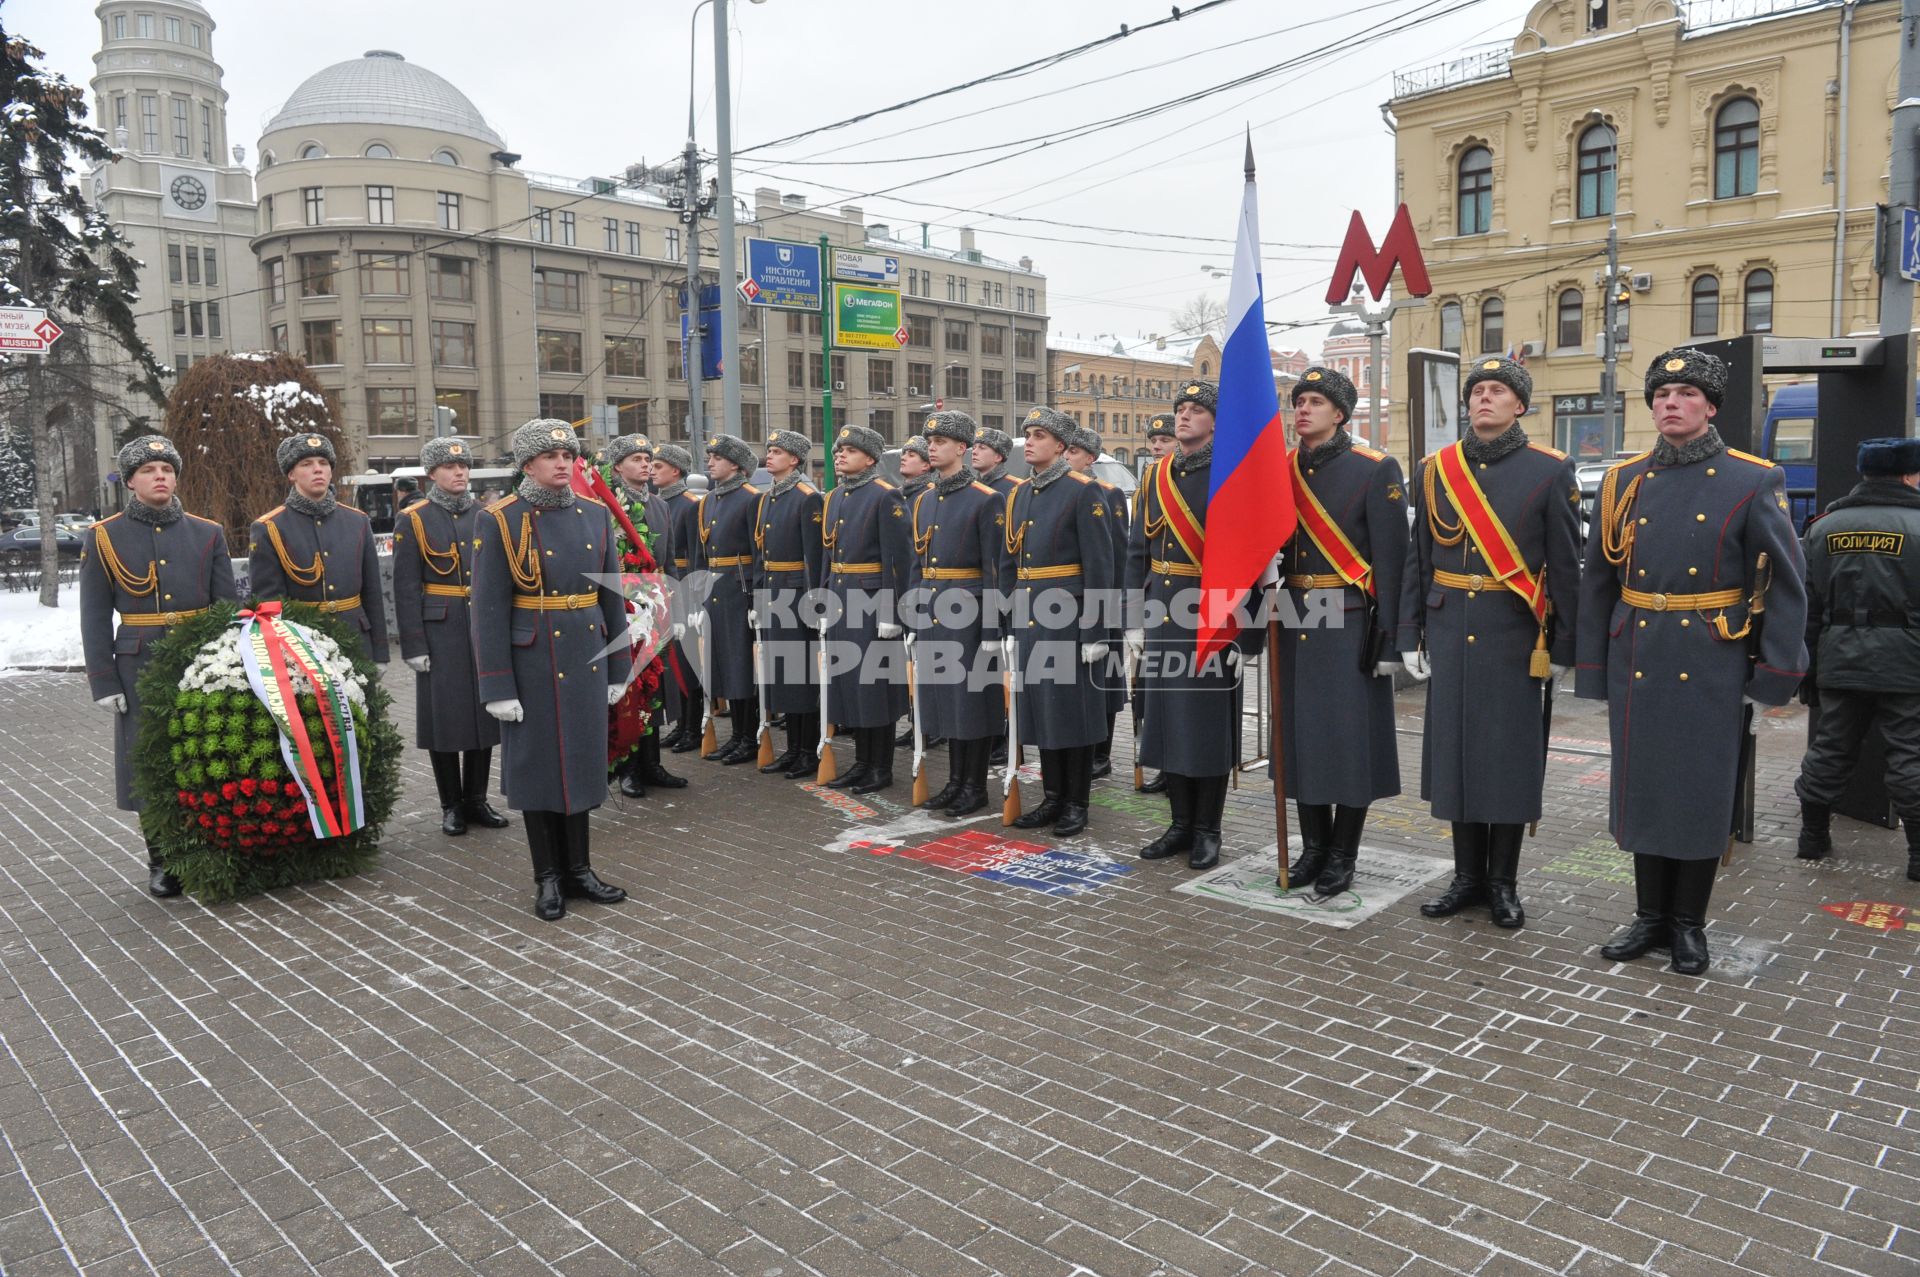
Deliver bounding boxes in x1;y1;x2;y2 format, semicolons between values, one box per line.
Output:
1318;315;1392;447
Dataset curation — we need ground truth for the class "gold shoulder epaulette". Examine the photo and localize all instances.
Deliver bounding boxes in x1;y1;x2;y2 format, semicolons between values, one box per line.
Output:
972;481;995;495
1351;444;1385;461
873;478;895;491
797;482;817;495
741;482;761;495
257;505;286;522
183;511;219;527
576;491;606;508
1726;447;1772;468
1527;442;1568;460
399;497;428;513
94;512;124;528
1068;471;1093;484
484;494;519;514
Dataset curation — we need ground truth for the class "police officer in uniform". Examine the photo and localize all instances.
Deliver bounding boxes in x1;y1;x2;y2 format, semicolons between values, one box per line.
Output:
1067;426;1128;779
1579;349;1809;971
905;410;1005;816
753;430;825;779
471;420;632;921
1004;407;1116;837
1145;412;1178;464
391;436;508;836
249;433;389;663
972;426;1021;498
819;424;911;793
1276;367;1409;896
652;444;705;752
689;434;762;763
1124;382;1257;869
1795;437;1920;879
1400;356;1581;929
81;435;238;896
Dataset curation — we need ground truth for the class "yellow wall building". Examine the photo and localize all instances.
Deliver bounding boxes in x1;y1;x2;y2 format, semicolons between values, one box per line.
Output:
1388;0;1909;460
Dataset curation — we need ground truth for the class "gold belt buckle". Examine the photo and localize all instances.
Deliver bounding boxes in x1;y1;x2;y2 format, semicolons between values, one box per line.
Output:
1467;573;1485;591
162;611;180;625
1650;593;1669;611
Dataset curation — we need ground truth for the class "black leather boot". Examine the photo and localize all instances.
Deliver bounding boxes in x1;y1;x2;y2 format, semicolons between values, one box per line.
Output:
1796;801;1833;860
852;727;894;793
1186;774;1226;870
1012;749;1064;829
431;751;467;836
527;813;565;921
943;738;989;817
1600;854;1671;961
825;723;873;790
617;753;648;799
1666;857;1717;974
461;749;511;827
1314;805;1367;897
761;716;804;775
784;715;819;779
145;839;181;898
1140;774;1194;859
989;740;1007;768
637;731;686;789
1485;823;1526;929
1140;771;1168;794
1422;823;1489;917
895;718;914;748
1285;803;1333;889
1053;747;1091;836
560;812;626;905
721;700;761;765
1091;715;1115;781
921;740;964;810
670;698;702;752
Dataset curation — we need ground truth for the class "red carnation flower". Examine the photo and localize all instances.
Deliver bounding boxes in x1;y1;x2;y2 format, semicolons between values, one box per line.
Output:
261;779;280;795
221;782;238;801
239;779;258;798
253;800;270;816
198;813;213;828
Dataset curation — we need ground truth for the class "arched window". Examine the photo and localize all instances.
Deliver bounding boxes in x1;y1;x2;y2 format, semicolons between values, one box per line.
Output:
432;149;460;166
1479;297;1504;356
1690;274;1720;337
1576;124;1616;219
299;143;325;160
1714;98;1760;198
1440;302;1463;355
364;143;392;159
1457;146;1492;235
1557;289;1584;349
1743;268;1774;333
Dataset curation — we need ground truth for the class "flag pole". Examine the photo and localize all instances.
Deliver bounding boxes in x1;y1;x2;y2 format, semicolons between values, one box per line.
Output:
1269;611;1288;891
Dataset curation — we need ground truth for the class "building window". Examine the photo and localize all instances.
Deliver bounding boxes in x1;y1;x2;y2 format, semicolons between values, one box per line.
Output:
908;315;933;348
604;335;646;378
113;14;126;39
138;95;158;152
1689;274;1719;337
538;329;584;374
303;186;323;225
431;320;476;367
870;409;895;441
431;149;459;167
171;98;189;157
189;22;202;48
831;353;847;389
664;228;680;261
436;191;460;230
358;251;409;295
981;325;1005;356
532;208;552;243
200;103;212;161
534;268;582;311
1015;329;1038;359
171;302;185;336
164;15;180;41
367;388;417;434
981;368;1005;401
167;245;182;284
202;248;217;286
603;217;619;252
1556;288;1584;349
602;276;644;317
946;274;957;301
136;13;152;38
539;394;584;423
366;185;395;224
302;320;341;365
907;362;933;395
1575;124;1615;220
436;388;477;433
364;143;392;160
185;249;199;285
260;193;273;228
361;318;413;364
1440;301;1463;355
1016;371;1038;402
270;324;287;353
741;344;761;386
868;358;895;395
296;252;337;297
1457;146;1492;235
558;210;575;246
1479;297;1503;356
428;255;473;302
205;302;220;339
264;258;285;304
1714;98;1760;199
786;350;806;390
944;320;970;353
1743;268;1774;333
300;143;325;159
626;222;643;256
945;365;969;399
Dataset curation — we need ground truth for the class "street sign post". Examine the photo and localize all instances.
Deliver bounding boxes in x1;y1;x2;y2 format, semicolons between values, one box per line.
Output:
744;238;823;310
1899;207;1920;283
830;283;905;350
831;249;900;287
0;308;63;353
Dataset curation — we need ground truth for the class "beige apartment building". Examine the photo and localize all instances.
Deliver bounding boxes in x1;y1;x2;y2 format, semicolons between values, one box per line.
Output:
1047;335;1197;469
1388;0;1911;460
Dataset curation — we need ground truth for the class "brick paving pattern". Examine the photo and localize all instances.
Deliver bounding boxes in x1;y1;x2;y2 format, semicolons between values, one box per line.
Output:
0;669;1914;1275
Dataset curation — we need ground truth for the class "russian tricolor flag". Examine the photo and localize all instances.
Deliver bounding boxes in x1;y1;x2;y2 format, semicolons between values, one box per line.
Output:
1198;139;1296;660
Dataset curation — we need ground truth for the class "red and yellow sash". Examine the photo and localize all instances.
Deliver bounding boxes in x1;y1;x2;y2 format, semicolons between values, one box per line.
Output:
1432;442;1547;624
1289;451;1373;595
1150;454;1205;566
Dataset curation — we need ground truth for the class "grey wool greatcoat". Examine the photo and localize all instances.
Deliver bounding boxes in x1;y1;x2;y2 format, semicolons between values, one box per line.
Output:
248;502;390;662
689;482;760;701
80;511;238;810
907;477;1006;742
752;479;824;712
660;488;704;715
820;477;911;729
1096;479;1130;717
1398;438;1582;824
1126;450;1258;776
1002;469;1115;750
391;498;498;754
1277;435;1409;806
470;491;631;815
1575;439;1808;859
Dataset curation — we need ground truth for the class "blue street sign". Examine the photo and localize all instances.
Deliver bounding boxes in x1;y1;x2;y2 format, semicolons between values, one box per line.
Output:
744;238;823;310
1902;207;1920;284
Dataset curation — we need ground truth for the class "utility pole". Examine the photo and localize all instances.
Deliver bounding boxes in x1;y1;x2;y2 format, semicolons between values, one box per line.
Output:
1330;289;1417;448
713;0;743;443
1880;0;1920;340
1600;199;1620;454
677;138;711;455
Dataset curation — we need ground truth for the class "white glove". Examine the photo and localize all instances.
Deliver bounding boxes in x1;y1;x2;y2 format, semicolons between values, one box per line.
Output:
1549;663;1570;680
671;622;686;641
687;610;707;633
877;621;903;640
485;699;524;722
405;655;431;674
95;693;127;714
903;630;917;651
1124;628;1145;664
1001;635;1015;665
1401;650;1431;681
607;684;625;706
1080;642;1109;665
1373;659;1404;678
747;609;760;629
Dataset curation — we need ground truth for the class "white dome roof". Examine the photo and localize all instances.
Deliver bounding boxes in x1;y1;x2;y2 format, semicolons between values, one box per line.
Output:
266;50;503;148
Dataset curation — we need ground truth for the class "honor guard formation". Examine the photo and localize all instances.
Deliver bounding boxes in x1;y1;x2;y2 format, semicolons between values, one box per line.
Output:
81;344;1920;974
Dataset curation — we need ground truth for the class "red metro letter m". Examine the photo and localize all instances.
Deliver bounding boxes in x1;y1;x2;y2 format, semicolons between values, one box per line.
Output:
1325;205;1433;305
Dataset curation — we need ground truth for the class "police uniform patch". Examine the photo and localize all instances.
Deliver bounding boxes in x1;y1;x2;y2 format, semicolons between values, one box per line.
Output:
1827;530;1904;556
1664;358;1686;372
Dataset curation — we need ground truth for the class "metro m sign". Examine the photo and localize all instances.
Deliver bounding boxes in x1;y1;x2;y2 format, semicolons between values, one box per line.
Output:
1325;205;1432;305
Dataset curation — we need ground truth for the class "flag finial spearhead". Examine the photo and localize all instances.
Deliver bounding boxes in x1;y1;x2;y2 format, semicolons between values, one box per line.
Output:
1243;128;1256;182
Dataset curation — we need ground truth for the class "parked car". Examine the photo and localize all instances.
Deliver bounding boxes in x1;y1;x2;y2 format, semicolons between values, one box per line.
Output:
0;525;84;565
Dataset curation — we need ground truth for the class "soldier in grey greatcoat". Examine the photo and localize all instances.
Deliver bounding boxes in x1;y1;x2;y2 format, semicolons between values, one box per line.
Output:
1067;426;1128;779
972;427;1021;498
1123;382;1258;869
818;425;911;793
392;436;508;838
904;411;1005;817
248;433;389;664
753;430;825;779
1145;412;1178;463
1399;356;1581;930
80;435;238;896
471;420;632;921
688;434;762;763
652;444;705;753
894;435;936;750
1003;407;1116;837
1131;411;1181;796
1274;367;1409;897
1579;349;1808;974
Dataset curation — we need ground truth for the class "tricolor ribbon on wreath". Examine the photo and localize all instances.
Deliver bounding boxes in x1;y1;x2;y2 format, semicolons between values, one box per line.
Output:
236;601;367;840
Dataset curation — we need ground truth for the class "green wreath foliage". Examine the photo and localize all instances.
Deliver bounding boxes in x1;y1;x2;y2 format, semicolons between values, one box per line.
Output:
132;602;402;902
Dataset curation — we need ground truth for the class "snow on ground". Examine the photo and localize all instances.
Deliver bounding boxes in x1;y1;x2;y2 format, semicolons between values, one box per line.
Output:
0;588;85;668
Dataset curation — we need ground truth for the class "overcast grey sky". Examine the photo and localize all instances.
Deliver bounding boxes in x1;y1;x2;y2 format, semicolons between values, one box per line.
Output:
14;0;1535;356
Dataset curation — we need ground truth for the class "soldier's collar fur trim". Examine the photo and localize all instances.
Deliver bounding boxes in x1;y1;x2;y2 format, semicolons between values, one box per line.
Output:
656;479;688;501
426;485;474;517
975;462;1007;487
1305;429;1351;469
516;476;576;508
1461;423;1528;465
123;494;183;527
835;468;879;492
1028;457;1071;490
934;467;974;496
769;472;804;496
1652;425;1725;467
1174;441;1215;477
709;472;749;498
285;488;337;519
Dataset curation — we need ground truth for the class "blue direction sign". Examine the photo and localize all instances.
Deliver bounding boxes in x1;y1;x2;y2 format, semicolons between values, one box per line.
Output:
744;238;823;310
1901;208;1920;284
